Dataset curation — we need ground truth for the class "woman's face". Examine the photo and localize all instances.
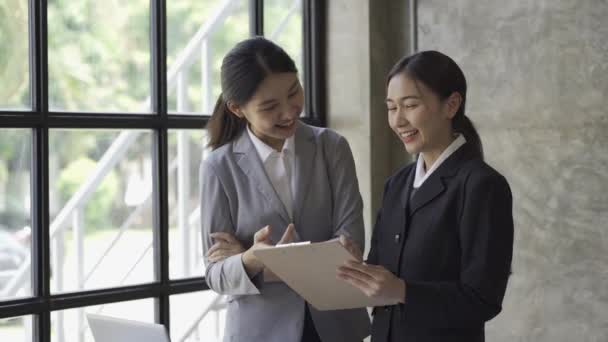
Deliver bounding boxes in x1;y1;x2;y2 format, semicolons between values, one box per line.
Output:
386;72;458;156
229;72;303;150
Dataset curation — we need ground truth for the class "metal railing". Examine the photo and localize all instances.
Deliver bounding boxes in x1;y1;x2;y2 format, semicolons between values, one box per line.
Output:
1;0;301;341
1;0;235;302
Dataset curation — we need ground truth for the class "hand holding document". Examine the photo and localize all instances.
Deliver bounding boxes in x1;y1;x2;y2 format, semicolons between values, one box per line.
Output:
252;238;385;310
241;224;296;277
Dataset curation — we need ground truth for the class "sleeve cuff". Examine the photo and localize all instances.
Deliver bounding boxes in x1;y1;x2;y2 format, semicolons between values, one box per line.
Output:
222;254;262;295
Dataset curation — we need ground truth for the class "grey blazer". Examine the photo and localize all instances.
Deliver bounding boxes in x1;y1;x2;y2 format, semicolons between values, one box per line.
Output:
200;122;371;342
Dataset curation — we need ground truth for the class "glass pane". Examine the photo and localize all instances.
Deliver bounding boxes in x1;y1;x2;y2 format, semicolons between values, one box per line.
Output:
0;129;32;301
170;291;227;342
49;130;155;293
264;0;303;85
0;315;33;342
48;1;151;113
168;130;208;279
167;0;250;114
0;0;30;110
51;298;154;342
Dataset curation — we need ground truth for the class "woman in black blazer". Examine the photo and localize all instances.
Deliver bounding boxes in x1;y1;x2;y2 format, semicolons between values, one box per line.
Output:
338;51;514;342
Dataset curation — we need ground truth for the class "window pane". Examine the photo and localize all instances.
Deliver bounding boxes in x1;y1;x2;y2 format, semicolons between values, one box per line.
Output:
170;291;227;342
51;298;154;342
0;315;33;342
167;0;250;114
168;130;208;279
48;1;151;113
264;0;303;86
49;130;155;293
0;0;30;110
0;129;32;301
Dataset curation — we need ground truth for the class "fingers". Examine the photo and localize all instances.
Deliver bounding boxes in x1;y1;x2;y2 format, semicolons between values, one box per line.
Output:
208;248;237;262
210;232;238;244
337;264;376;284
254;225;272;243
208;252;224;263
337;271;374;294
338;266;394;300
342;260;384;280
208;246;238;256
207;238;244;255
207;241;231;256
277;224;295;245
207;245;242;260
208;250;232;263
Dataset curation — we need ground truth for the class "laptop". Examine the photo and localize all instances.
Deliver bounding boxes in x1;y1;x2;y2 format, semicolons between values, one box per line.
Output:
87;313;171;342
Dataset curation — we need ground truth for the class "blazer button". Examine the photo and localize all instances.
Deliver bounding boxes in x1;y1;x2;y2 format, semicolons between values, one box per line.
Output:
394;234;400;243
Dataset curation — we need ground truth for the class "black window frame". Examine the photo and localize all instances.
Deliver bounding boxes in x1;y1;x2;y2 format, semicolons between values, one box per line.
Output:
0;0;326;340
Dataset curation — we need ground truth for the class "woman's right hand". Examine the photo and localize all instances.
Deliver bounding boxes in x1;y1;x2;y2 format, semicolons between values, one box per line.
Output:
242;223;295;276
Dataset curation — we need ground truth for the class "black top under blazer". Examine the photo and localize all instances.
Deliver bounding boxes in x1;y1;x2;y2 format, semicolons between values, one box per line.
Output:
368;143;514;342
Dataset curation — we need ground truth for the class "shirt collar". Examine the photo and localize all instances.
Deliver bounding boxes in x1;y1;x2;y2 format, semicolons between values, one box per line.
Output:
414;134;466;188
247;125;295;162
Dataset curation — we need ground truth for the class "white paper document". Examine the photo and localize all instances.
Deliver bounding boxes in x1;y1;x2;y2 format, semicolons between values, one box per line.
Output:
253;238;385;311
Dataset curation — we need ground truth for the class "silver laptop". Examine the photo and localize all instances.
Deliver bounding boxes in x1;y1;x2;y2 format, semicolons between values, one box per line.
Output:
87;313;170;342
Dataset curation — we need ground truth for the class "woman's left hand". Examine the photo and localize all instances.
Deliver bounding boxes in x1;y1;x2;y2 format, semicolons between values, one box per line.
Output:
337;260;406;306
207;232;246;263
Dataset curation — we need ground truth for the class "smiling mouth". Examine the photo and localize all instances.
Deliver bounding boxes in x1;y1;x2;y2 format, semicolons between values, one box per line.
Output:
399;130;418;139
276;120;295;129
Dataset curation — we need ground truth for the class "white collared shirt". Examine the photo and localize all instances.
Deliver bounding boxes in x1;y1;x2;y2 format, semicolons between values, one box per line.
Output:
247;126;296;220
414;134;467;188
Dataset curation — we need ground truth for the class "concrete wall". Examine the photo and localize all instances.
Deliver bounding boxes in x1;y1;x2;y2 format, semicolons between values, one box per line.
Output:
326;0;411;254
417;0;608;341
327;0;607;340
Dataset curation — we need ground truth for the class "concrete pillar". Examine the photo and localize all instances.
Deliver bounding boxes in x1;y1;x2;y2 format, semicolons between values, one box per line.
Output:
326;0;412;254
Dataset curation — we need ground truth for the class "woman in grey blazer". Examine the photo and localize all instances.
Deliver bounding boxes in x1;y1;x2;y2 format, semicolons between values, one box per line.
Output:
200;37;370;342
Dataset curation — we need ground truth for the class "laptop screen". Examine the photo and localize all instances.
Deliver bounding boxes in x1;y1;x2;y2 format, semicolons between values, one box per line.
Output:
87;314;171;342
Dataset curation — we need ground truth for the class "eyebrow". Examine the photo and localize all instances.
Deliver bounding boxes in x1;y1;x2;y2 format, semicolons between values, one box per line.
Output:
257;80;300;108
385;95;420;103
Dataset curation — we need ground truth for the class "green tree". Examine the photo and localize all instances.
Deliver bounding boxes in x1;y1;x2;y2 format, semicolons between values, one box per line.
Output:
0;0;30;108
47;0;151;111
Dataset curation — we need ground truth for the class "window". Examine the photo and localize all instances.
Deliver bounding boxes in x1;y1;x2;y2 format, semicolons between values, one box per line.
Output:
0;129;32;301
51;299;154;342
47;1;152;113
166;0;250;115
0;315;33;342
48;129;156;293
0;1;324;341
0;1;30;110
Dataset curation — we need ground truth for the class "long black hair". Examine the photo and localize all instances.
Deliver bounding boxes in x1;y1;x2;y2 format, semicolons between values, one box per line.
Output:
206;37;298;150
387;50;483;160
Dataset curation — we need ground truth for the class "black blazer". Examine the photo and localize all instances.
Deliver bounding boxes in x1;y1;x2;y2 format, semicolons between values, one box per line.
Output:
368;144;514;342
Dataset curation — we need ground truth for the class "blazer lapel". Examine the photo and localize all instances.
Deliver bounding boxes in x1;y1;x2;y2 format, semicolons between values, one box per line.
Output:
408;144;475;217
233;130;291;224
400;165;416;210
292;122;316;226
409;174;446;216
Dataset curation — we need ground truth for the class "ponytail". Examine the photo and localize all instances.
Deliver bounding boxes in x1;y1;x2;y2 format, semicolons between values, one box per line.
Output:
454;112;483;160
206;95;246;150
